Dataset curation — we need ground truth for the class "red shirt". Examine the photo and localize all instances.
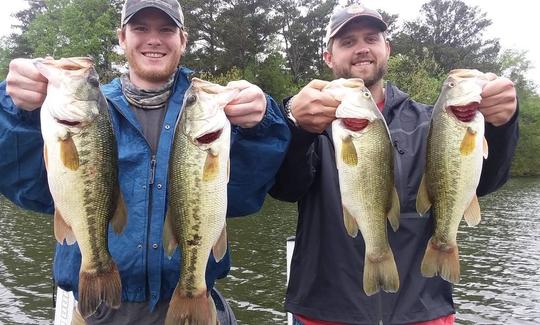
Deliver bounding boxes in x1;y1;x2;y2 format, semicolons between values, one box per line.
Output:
294;313;455;325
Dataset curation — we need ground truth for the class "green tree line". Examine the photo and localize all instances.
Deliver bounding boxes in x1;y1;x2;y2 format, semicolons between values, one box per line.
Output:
0;0;538;176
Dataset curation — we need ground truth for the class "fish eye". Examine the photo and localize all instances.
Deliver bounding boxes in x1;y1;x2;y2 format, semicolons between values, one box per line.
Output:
185;94;197;106
448;82;456;88
88;77;99;88
363;91;371;98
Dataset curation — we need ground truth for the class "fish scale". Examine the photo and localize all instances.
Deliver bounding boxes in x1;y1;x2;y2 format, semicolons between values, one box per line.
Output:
327;78;401;297
164;78;238;325
417;69;488;284
37;57;126;319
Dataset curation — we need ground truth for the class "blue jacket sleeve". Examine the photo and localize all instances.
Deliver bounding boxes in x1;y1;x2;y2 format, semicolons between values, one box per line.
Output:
226;95;291;217
0;81;54;214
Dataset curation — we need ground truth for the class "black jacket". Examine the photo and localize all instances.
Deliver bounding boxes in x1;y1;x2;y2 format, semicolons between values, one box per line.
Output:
270;82;519;324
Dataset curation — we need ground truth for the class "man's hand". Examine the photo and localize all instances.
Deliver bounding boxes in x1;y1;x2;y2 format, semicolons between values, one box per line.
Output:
289;79;340;134
480;73;517;127
224;80;266;128
6;58;48;111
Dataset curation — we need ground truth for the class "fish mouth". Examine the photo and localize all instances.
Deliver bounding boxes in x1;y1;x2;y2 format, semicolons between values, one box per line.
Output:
55;118;82;127
448;102;479;122
196;129;223;144
342;118;369;131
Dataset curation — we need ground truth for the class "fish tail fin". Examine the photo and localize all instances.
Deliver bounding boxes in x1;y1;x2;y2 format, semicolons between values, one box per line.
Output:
165;288;217;325
421;237;460;284
363;249;400;296
78;262;122;319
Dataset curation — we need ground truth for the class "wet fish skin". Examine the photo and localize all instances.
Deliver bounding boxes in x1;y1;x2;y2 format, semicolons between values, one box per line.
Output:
36;57;126;318
327;78;400;296
416;69;489;284
164;78;238;325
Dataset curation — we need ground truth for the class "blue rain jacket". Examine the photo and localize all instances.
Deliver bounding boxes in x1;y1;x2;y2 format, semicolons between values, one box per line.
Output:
0;67;291;309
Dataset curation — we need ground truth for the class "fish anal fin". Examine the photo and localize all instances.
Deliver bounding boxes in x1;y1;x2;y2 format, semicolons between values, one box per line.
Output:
460;127;477;156
111;187;128;234
54;209;76;245
163;209;178;257
483;137;489;159
464;194;481;226
342;205;359;238
416;174;432;216
387;187;400;232
212;226;227;262
203;152;219;182
341;136;358;166
60;137;79;170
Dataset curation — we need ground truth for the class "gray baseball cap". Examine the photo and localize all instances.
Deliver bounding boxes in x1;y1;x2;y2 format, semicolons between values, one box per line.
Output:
121;0;184;28
325;4;387;46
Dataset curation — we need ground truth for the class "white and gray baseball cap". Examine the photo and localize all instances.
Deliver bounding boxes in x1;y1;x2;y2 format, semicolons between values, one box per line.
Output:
325;4;387;46
121;0;184;28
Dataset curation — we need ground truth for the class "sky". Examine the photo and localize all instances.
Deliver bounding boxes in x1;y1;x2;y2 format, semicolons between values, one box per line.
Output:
1;0;538;87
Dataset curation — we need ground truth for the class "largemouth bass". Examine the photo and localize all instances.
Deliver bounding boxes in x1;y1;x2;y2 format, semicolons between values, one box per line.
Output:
164;78;239;325
327;78;400;296
36;57;126;318
416;69;490;284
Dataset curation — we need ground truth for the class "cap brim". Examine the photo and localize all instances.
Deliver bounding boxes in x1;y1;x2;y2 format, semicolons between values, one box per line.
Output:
123;5;183;28
328;15;387;40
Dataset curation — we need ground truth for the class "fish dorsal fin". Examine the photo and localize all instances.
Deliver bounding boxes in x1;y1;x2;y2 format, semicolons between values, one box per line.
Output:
387;187;400;232
111;187;127;234
341;135;358;166
483;137;489;159
464;194;481;226
416;174;432;216
212;226;228;262
163;209;178;258
54;208;76;245
460;127;477;156
343;205;359;238
60;137;80;170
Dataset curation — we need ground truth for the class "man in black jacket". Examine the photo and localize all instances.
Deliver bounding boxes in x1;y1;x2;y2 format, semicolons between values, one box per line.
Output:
270;3;518;325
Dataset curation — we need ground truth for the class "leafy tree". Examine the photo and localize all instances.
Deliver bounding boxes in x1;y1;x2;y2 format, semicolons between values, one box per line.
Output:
498;49;538;99
23;0;122;81
275;0;337;83
386;54;445;105
391;0;500;74
511;95;540;176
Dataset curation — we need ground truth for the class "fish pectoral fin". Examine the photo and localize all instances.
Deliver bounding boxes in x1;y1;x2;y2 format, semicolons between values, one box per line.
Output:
60;137;80;170
342;205;359;238
387;187;400;232
416;174;432;216
483;137;489;159
212;226;228;262
460;127;477;156
203;151;220;182
163;210;178;257
463;194;481;226
341;136;358;166
111;187;128;234
54;209;76;245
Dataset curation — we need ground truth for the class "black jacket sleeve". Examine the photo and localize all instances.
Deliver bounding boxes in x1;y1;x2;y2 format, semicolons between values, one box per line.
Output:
269;99;320;203
477;104;519;196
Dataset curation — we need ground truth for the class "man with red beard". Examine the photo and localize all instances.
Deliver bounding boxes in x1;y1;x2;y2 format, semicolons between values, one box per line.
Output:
270;3;518;325
0;0;290;323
